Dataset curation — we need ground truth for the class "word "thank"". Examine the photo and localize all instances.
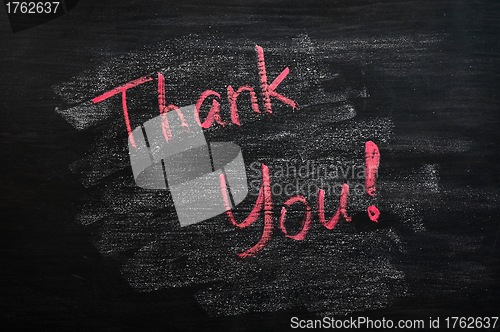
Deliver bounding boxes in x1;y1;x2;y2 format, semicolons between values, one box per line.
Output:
92;45;299;149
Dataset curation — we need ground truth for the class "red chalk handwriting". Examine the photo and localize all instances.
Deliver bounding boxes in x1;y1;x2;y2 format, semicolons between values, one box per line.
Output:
91;44;382;258
227;85;260;126
92;45;299;141
280;195;313;241
220;164;273;258
195;89;227;128
365;141;380;222
256;45;299;113
367;205;380;223
317;183;352;230
365;140;380;196
93;76;153;149
222;141;381;259
158;73;190;142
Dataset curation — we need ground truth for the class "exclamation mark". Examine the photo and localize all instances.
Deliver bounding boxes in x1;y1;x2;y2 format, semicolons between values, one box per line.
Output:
365;141;380;222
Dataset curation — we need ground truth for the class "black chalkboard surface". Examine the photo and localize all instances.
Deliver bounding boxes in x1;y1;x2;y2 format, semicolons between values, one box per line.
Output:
1;1;499;331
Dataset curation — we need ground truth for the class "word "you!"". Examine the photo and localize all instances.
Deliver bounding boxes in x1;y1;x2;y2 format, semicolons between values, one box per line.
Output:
220;141;381;259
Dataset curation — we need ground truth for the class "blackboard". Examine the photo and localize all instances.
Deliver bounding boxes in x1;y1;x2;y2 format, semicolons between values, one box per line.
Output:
1;0;499;330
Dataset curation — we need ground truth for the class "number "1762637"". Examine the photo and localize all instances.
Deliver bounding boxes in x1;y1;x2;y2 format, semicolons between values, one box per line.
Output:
5;2;60;14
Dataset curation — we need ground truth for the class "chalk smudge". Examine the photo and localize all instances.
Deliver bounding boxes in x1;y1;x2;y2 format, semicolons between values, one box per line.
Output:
52;33;495;317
